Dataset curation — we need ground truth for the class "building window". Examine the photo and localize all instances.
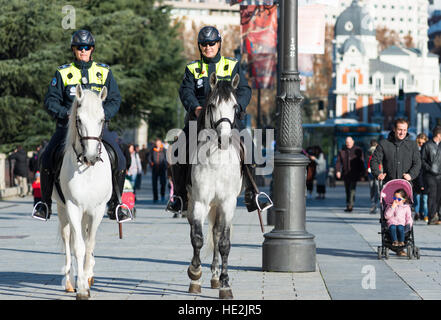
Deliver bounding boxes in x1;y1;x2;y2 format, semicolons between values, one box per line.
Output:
350;77;356;90
375;78;382;92
349;100;356;113
399;78;404;90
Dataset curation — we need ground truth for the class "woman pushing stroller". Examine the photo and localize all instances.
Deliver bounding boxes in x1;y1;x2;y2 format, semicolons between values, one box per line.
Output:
384;188;413;256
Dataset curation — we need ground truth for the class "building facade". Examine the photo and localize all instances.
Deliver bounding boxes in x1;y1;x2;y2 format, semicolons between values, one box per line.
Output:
329;0;440;133
325;0;429;48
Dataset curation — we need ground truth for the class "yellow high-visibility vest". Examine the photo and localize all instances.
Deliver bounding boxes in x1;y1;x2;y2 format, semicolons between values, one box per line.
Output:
186;56;238;81
58;62;109;92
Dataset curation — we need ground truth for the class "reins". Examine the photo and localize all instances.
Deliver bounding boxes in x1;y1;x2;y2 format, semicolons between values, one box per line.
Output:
72;115;105;164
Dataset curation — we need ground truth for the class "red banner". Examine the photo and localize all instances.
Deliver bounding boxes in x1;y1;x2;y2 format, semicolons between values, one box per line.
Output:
248;53;277;89
240;5;277;55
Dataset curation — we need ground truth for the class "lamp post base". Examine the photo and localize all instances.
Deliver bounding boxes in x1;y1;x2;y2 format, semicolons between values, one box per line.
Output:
262;230;316;272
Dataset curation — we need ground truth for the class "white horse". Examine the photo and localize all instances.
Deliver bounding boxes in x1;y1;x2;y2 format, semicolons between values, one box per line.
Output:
56;84;112;300
186;73;243;299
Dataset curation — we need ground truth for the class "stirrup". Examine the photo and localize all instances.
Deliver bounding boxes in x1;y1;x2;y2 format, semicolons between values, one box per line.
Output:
255;192;273;212
166;195;183;214
32;201;49;221
115;203;133;223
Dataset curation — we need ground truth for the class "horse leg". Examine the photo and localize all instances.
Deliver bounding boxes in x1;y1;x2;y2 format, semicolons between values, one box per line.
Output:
83;206;105;292
187;202;206;294
218;225;233;299
210;208;221;289
58;205;74;293
67;202;89;300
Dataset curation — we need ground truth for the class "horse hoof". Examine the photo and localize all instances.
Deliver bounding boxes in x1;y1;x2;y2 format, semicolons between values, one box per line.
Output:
76;293;89;300
65;280;75;293
187;266;202;281
189;283;202;294
211;279;220;289
88;277;94;287
219;288;233;300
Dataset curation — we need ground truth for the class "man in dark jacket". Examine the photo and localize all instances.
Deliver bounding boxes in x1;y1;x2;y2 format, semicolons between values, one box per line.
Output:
8;146;28;197
335;136;365;212
371;118;421;185
149;138;167;203
421;126;441;225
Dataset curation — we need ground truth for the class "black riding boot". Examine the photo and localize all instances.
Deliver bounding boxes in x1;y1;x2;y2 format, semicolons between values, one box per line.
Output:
166;163;189;216
107;169;131;222
32;169;53;221
243;164;273;212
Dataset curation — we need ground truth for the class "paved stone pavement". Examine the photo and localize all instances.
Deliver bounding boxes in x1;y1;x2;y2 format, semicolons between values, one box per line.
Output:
1;173;441;301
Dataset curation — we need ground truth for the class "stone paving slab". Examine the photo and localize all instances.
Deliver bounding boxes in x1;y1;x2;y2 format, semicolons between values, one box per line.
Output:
2;174;441;301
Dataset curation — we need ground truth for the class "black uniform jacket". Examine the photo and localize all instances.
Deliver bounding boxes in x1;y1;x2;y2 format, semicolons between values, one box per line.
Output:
44;60;121;126
179;51;251;115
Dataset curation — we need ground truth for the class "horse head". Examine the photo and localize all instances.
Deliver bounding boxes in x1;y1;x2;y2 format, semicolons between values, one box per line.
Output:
69;84;107;166
205;73;240;143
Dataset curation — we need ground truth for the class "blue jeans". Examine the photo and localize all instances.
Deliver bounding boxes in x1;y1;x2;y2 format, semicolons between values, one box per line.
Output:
389;225;405;242
414;193;428;218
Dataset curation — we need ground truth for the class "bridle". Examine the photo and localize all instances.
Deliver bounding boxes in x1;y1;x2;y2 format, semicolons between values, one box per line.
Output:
206;102;238;131
73;115;105;164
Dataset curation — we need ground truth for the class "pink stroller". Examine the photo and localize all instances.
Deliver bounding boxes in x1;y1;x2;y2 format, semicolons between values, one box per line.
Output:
377;179;420;260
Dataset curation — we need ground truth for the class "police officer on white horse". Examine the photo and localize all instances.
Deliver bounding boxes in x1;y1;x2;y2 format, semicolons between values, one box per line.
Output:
33;29;131;222
167;26;272;215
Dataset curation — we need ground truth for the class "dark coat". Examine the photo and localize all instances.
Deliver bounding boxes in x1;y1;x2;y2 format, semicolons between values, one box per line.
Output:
148;147;167;172
44;60;121;126
371;131;421;183
335;145;365;181
179;52;251;115
421;139;441;176
8;149;28;178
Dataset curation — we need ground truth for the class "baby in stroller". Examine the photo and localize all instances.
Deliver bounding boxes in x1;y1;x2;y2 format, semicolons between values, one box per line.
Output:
378;179;420;259
384;189;412;253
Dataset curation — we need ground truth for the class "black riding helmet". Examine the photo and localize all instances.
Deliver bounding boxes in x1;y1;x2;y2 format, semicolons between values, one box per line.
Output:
71;29;95;47
197;26;222;61
197;26;222;44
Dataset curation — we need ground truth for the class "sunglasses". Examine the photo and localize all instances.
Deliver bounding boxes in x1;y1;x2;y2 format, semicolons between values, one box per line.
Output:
393;197;403;201
200;42;218;47
76;45;92;51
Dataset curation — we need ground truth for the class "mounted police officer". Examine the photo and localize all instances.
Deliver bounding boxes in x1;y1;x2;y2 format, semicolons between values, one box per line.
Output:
32;29;131;222
166;26;272;215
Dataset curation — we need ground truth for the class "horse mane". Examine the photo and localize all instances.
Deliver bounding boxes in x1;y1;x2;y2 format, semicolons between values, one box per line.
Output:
65;97;80;154
199;80;237;131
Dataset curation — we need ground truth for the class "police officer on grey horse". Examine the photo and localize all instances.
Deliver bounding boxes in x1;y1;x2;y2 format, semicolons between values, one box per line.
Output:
166;26;272;215
32;29;131;222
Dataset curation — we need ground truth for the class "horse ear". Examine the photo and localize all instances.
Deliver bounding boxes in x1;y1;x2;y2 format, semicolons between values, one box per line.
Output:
76;84;83;101
99;86;107;101
232;74;240;89
209;72;217;90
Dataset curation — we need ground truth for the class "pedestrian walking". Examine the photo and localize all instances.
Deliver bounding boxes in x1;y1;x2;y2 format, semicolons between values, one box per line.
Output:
421;126;441;225
149;138;167;203
335;137;365;212
367;139;380;214
7;145;29;197
139;144;149;175
414;133;429;222
304;147;317;199
32;171;42;206
127;144;142;195
371;118;421;184
309;146;327;199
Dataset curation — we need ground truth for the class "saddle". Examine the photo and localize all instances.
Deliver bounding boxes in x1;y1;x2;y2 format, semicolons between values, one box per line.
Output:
51;142;118;204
